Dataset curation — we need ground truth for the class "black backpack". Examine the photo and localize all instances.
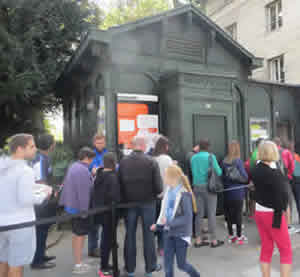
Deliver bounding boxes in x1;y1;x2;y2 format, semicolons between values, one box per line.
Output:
223;159;248;184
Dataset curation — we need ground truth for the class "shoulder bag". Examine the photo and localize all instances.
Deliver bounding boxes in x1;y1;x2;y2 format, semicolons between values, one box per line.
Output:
225;160;248;184
207;154;223;194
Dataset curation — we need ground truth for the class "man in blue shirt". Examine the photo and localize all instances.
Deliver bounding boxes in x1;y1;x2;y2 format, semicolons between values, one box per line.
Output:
88;133;107;258
89;134;108;175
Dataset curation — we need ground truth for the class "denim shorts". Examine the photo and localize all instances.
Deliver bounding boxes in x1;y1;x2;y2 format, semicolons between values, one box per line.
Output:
0;227;36;267
72;217;91;236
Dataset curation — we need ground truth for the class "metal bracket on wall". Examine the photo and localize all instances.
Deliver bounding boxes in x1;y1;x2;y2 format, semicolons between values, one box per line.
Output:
210;30;216;48
143;72;161;85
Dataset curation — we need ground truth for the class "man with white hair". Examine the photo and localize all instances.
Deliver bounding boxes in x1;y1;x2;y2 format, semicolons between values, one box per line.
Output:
119;136;163;277
147;134;161;156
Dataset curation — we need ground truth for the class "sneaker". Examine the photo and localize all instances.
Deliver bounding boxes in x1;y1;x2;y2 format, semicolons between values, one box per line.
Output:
122;267;134;277
72;263;91;275
98;269;113;277
43;256;56;262
227;235;237;244
145;264;162;277
31;262;56;270
288;226;296;234
236;235;248;245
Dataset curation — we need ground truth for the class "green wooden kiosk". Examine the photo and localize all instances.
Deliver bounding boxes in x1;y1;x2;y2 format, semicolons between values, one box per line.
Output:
57;4;300;164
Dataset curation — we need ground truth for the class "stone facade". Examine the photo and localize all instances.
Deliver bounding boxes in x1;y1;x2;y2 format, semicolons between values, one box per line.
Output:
205;0;300;84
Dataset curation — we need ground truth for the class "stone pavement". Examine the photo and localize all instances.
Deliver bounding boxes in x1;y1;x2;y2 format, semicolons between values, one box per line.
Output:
25;217;300;277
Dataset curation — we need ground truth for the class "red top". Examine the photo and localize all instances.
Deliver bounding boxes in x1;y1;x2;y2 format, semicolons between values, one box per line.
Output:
280;148;295;180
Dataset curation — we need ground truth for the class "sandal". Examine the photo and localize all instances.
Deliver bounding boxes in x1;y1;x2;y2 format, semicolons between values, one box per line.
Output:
194;241;210;248
210;240;224;248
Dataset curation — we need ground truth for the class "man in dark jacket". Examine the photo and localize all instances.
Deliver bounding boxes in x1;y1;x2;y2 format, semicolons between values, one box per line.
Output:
119;136;163;277
185;143;200;183
92;153;121;276
88;133;108;258
31;134;56;270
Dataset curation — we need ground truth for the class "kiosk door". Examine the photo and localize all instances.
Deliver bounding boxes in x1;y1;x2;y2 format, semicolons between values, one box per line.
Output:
117;94;159;154
193;114;228;215
193;114;228;160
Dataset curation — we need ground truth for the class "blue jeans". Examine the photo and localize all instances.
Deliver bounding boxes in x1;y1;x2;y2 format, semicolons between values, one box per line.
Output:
32;225;50;265
124;202;157;274
164;235;200;277
156;199;164;251
157;230;164;251
88;225;103;252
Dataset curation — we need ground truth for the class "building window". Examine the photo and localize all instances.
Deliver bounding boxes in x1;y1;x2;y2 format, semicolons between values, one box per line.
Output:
250;118;270;152
266;0;282;32
224;0;234;5
269;55;285;83
225;23;237;40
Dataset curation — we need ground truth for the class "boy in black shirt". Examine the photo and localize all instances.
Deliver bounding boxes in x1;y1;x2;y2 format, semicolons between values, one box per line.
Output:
93;153;121;277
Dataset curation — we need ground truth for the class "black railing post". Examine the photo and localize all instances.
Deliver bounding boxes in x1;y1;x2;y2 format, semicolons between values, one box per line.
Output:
111;202;119;277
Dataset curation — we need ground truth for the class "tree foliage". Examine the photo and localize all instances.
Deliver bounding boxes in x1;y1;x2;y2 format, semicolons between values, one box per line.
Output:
0;0;103;145
172;0;202;7
101;0;171;29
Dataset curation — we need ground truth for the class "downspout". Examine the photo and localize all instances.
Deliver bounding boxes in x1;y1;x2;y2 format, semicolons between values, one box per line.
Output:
234;82;248;159
269;85;276;138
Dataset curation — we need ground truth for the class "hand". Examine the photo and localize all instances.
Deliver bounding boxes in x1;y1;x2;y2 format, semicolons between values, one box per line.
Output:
46;187;53;199
157;192;164;199
161;217;167;225
92;167;98;176
150;224;157;232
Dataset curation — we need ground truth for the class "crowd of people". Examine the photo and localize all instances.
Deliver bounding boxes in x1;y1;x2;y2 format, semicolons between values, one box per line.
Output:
0;132;299;277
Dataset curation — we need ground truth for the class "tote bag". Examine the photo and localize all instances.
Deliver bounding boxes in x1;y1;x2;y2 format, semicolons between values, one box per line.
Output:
207;154;223;194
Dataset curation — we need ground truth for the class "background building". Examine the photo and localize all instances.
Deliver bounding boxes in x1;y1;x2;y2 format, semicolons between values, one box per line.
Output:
204;0;300;84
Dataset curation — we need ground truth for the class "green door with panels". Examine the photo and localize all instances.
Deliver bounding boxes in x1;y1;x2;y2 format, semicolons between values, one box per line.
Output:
193;114;229;215
193;114;228;160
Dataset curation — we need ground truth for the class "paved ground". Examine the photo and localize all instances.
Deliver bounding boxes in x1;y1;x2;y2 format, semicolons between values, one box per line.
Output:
24;216;300;277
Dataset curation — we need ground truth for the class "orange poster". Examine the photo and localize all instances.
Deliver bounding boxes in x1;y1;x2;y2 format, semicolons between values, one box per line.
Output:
117;103;158;149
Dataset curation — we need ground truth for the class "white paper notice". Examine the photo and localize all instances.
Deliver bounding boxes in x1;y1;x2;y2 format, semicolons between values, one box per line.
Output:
137;115;158;129
120;120;135;132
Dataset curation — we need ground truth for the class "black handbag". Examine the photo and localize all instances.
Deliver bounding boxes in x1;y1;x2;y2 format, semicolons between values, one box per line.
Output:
225;161;248;184
35;192;58;219
207;154;223;194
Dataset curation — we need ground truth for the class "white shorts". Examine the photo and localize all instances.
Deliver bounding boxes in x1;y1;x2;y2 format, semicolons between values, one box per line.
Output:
0;227;36;267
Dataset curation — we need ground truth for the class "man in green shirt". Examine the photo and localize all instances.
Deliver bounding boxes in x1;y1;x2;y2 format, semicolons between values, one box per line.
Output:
250;138;264;168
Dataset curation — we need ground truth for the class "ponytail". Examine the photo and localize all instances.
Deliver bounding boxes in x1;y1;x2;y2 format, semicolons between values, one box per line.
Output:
181;174;197;213
165;164;198;213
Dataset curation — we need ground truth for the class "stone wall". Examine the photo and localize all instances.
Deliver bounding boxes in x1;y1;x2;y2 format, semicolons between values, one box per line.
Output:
206;0;300;84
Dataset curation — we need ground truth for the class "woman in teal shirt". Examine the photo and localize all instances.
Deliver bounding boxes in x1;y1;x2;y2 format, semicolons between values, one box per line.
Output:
191;139;224;248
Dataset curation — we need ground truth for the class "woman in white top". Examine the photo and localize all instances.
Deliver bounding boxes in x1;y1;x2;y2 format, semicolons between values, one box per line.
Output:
153;136;174;255
153;136;173;191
